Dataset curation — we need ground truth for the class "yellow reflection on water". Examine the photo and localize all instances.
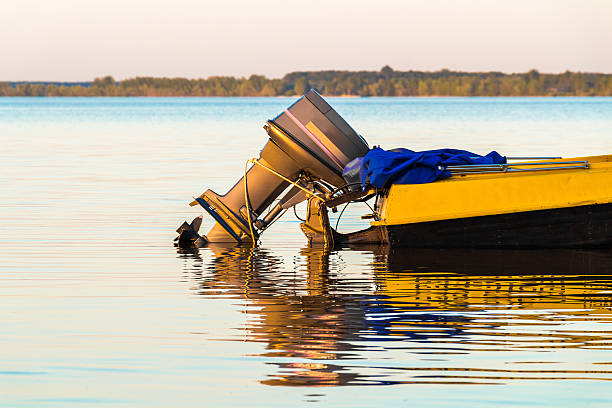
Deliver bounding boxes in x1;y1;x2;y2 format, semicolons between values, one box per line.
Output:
181;245;612;386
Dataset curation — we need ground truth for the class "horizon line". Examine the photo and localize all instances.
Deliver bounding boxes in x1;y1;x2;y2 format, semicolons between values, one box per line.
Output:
5;67;612;83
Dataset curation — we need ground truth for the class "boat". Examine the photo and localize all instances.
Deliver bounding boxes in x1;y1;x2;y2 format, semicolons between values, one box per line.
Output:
176;90;612;249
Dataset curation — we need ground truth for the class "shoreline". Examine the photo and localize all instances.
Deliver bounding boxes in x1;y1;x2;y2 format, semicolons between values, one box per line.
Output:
3;69;612;98
1;95;611;98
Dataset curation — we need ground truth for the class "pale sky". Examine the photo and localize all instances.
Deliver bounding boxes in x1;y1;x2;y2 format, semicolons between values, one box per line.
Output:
1;0;611;81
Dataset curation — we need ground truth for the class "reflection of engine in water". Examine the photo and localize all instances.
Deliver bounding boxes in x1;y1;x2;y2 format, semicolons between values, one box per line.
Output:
177;90;369;246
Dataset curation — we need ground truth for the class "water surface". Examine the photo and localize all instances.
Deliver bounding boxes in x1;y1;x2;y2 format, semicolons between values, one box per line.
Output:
2;97;612;407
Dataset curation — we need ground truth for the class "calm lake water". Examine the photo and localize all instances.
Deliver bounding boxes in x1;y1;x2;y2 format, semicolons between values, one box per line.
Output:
2;97;612;407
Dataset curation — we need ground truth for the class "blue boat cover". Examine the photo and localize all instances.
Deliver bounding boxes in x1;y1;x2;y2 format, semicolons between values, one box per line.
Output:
343;147;506;188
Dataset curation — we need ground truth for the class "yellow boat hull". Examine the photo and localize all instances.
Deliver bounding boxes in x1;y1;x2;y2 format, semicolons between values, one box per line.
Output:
357;155;612;248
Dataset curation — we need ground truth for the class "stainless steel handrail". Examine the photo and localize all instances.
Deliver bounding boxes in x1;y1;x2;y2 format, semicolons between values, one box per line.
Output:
506;156;562;160
448;160;589;175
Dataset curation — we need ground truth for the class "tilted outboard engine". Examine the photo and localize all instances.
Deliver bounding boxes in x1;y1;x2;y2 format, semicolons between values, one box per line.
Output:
176;90;369;246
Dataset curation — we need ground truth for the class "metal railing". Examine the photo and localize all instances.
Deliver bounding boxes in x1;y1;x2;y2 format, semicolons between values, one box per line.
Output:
448;158;589;175
506;157;562;160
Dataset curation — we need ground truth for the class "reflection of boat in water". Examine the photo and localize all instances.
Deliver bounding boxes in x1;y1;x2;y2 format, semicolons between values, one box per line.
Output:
180;245;612;386
177;90;612;248
378;247;612;312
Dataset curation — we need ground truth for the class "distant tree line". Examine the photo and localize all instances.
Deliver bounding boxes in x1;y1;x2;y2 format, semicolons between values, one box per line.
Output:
2;66;612;97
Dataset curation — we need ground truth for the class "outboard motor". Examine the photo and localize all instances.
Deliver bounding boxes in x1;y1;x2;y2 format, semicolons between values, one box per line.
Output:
177;90;369;245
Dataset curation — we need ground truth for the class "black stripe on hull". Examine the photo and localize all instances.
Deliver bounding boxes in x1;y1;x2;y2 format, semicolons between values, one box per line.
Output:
385;203;612;248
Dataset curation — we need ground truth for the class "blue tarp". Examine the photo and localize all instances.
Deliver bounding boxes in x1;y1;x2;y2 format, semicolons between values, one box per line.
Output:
343;147;506;188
